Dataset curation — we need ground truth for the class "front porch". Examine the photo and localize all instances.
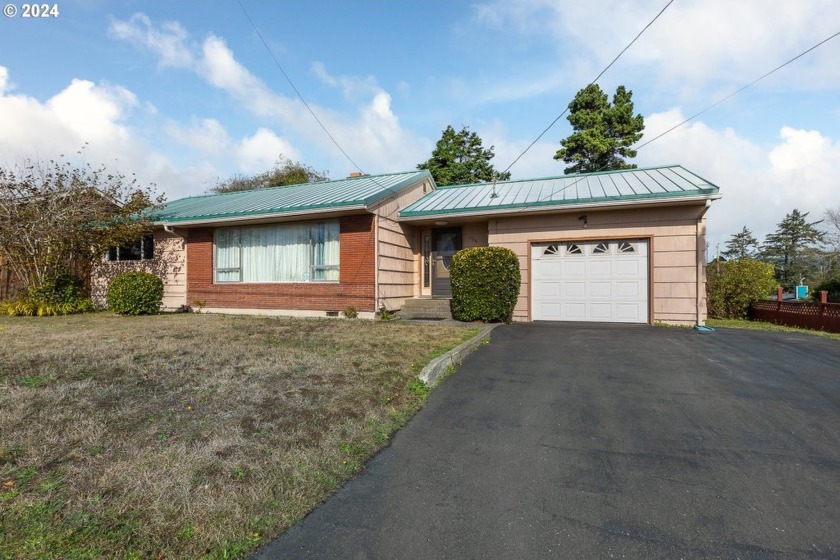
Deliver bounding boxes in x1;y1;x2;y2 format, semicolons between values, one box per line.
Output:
398;297;453;320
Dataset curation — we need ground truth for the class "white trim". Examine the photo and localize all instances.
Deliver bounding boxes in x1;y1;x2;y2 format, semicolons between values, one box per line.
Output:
156;205;367;227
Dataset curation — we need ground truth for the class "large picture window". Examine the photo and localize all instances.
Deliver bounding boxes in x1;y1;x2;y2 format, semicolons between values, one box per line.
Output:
214;221;339;283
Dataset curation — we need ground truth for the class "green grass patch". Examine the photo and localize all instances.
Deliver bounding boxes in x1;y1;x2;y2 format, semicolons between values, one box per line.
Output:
706;318;840;342
0;313;479;559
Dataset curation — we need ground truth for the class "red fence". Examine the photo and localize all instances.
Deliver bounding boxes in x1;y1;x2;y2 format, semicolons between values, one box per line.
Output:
750;298;840;334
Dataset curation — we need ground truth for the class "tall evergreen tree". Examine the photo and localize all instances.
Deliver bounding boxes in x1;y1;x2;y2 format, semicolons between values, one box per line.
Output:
762;209;825;286
418;125;510;186
554;84;645;174
723;226;759;259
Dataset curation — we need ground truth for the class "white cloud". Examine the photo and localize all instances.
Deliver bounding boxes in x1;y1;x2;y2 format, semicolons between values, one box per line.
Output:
107;13;194;68
0;65;214;200
109;14;429;174
165;118;231;156
311;62;380;100
0;67;7;95
235;128;300;173
473;0;840;101
47;79;137;143
638;108;840;248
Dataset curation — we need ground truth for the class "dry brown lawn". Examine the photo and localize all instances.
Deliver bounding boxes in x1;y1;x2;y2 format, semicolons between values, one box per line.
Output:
0;312;476;559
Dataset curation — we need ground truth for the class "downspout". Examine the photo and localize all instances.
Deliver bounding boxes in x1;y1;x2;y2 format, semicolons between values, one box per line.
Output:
374;214;381;315
696;201;711;326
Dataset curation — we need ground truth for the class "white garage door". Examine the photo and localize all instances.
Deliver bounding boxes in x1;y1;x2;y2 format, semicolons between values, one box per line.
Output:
532;239;648;323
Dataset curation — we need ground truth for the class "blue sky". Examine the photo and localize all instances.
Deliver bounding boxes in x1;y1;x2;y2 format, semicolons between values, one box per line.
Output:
1;0;839;251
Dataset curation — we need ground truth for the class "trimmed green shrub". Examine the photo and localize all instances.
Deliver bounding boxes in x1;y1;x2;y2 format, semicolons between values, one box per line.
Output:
811;277;840;303
707;258;777;319
450;246;520;322
28;272;85;306
106;272;164;315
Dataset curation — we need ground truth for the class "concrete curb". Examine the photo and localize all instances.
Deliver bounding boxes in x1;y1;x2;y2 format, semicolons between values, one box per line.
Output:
419;324;499;386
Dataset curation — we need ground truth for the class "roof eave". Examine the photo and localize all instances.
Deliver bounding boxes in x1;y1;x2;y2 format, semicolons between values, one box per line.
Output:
155;204;368;227
399;193;721;223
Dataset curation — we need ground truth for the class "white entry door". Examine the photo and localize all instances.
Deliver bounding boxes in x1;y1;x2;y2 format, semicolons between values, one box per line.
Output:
531;240;649;323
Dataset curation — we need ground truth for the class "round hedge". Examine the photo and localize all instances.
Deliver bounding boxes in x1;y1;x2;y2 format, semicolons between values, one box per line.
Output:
106;271;164;315
450;246;520;322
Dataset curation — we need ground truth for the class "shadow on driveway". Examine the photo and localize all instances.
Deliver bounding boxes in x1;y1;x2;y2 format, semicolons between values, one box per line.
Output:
253;323;840;559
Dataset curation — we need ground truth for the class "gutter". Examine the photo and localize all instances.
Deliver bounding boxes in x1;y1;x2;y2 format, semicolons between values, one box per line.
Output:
398;194;722;223
154;204;368;228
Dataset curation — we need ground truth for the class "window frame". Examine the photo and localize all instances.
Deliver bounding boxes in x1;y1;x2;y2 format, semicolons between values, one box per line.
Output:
107;233;155;262
213;220;340;284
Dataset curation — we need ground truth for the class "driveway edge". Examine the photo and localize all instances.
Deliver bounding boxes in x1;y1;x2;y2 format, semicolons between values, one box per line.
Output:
419;323;498;386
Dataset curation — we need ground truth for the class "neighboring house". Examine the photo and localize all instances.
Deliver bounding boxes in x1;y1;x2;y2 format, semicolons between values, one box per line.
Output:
91;165;721;325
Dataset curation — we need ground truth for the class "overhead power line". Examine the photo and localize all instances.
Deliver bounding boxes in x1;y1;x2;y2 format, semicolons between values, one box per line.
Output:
635;29;840;151
235;0;365;174
525;29;840;206
501;0;674;175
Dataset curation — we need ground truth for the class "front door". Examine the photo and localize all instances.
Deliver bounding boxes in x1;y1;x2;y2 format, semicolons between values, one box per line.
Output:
431;227;462;297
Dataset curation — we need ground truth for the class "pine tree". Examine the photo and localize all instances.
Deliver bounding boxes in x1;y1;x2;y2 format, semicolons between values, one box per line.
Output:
418;125;510;186
554;84;645;174
762;209;825;287
723;226;759;259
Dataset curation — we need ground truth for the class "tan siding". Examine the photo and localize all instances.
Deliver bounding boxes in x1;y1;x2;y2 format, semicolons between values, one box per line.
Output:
462;222;489;247
371;179;430;310
488;205;707;323
91;229;187;311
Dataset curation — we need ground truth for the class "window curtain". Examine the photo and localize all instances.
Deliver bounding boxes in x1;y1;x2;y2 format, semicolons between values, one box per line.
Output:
215;229;241;281
312;222;340;281
216;221;339;282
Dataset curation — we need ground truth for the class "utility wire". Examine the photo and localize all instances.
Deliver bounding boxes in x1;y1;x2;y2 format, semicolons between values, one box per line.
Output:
235;0;365;174
509;28;840;208
635;29;840;151
501;0;674;175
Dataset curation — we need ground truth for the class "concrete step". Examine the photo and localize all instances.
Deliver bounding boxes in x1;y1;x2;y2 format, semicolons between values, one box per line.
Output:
399;298;453;320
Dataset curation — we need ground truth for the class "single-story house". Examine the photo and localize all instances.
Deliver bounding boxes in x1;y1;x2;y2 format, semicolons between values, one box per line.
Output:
92;164;721;325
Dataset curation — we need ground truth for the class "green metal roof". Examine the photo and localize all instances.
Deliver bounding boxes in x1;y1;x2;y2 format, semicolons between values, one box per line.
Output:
155;170;431;225
399;165;720;220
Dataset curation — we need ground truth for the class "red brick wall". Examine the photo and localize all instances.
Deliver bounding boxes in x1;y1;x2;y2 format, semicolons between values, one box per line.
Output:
186;214;376;312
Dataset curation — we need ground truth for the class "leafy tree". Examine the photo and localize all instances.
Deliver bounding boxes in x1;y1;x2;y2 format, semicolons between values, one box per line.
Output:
723;226;759;259
417;125;510;186
211;155;328;193
761;209;825;287
554;84;645;174
706;258;777;319
0;156;162;297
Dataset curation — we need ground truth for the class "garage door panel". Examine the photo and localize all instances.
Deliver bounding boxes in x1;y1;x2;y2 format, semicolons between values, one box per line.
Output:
589;261;612;276
589;303;612;319
564;261;586;276
616;303;643;320
590;282;612;297
563;303;586;320
532;239;648;323
615;260;641;275
537;281;561;298
616;281;640;298
565;282;586;298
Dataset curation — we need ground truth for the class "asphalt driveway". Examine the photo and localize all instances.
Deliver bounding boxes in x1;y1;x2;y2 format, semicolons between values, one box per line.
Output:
253;323;840;559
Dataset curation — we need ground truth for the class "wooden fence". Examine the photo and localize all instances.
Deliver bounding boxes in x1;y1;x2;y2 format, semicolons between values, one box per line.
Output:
0;267;18;300
750;293;840;334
